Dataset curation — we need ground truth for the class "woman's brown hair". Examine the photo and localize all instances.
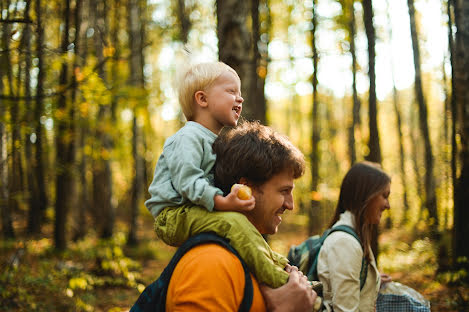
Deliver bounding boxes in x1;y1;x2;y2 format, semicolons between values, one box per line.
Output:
329;161;391;261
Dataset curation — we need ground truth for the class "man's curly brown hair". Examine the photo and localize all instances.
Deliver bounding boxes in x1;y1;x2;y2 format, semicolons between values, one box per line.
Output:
213;121;305;195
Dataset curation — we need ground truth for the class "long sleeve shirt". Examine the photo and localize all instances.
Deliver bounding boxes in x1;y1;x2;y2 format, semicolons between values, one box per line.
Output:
145;121;224;217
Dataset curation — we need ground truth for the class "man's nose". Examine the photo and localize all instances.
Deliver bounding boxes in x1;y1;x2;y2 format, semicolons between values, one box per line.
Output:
284;195;294;211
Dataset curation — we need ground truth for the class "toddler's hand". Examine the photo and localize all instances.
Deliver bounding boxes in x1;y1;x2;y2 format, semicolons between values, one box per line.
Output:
214;185;255;212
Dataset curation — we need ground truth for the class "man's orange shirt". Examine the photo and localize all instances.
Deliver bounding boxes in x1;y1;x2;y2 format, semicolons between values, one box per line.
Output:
166;243;267;311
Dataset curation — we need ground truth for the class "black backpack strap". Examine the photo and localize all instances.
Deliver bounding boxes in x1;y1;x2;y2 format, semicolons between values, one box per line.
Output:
130;232;253;312
328;225;368;290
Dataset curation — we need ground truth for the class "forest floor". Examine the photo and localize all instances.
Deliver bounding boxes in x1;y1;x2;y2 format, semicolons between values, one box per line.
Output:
1;211;468;311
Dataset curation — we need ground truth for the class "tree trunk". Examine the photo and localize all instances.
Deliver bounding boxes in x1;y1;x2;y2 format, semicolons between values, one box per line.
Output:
127;0;146;245
452;0;469;270
5;0;24;215
217;0;265;122
362;0;380;258
249;0;267;125
447;0;458;219
0;3;14;238
348;0;361;166
55;0;72;250
309;0;321;236
91;0;114;239
21;1;42;235
407;0;438;232
385;0;410;225
33;0;48;228
176;0;191;44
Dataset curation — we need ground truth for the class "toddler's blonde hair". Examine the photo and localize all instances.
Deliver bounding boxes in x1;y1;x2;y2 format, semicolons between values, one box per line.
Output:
178;62;239;121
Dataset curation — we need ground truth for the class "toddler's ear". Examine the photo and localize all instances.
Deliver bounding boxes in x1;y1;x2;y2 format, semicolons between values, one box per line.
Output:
194;90;208;107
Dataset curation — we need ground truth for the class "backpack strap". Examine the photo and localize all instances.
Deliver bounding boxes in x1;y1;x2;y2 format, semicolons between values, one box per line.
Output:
309;225;368;291
130;232;253;312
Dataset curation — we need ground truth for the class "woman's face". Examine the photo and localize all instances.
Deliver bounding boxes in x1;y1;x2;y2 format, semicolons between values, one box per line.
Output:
366;183;391;224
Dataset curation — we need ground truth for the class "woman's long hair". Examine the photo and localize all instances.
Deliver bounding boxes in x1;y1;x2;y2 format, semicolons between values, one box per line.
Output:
329;161;391;261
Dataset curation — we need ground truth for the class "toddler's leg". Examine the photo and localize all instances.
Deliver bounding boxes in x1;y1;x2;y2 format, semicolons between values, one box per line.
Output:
216;211;289;288
154;205;195;246
155;205;289;288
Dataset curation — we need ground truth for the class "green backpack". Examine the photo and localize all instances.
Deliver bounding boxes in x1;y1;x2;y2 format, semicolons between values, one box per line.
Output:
287;225;368;290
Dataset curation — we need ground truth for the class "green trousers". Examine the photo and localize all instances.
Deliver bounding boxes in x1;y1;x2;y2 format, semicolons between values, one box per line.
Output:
155;204;289;288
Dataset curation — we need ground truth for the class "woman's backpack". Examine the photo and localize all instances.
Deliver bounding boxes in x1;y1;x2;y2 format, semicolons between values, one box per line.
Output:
287;225;368;290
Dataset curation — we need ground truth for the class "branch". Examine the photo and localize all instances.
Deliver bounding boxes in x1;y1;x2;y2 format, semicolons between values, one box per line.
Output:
0;56;112;101
0;18;33;24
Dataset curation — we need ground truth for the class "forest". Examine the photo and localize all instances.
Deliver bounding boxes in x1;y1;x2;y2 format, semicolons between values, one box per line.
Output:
1;0;468;311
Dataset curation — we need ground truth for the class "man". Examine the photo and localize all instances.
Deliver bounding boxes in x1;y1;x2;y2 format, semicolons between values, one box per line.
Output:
166;122;317;311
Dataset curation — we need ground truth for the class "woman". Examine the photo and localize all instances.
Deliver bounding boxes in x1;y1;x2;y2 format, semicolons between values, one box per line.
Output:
317;161;392;312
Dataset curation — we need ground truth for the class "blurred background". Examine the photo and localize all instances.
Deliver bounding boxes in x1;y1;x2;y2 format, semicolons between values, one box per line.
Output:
1;0;468;310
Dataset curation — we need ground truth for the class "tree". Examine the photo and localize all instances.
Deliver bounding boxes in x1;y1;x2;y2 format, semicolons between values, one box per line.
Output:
0;0;15;239
362;0;381;165
452;0;469;270
407;0;438;232
91;0;114;239
55;0;73;250
216;0;266;123
362;0;380;258
385;0;410;225
33;0;48;232
127;0;146;245
345;0;361;166
21;0;42;235
309;0;321;236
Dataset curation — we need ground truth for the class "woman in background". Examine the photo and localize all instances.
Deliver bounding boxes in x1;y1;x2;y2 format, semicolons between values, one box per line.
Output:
317;161;392;312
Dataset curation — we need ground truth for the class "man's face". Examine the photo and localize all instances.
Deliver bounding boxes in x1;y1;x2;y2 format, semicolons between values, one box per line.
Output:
244;170;295;235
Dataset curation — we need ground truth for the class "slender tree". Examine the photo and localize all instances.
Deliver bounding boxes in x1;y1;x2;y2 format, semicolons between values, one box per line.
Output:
55;0;73;250
309;0;321;236
33;0;48;228
0;1;14;239
127;0;146;245
362;0;380;258
175;0;192;44
407;0;438;232
452;0;469;270
21;0;42;235
91;0;114;239
345;0;361;165
385;0;410;225
362;0;381;165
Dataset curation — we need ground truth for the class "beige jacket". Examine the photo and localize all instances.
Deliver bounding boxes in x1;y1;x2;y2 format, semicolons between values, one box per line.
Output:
317;211;380;312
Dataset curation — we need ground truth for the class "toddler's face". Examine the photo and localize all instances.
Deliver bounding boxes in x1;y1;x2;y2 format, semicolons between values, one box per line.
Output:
204;71;243;132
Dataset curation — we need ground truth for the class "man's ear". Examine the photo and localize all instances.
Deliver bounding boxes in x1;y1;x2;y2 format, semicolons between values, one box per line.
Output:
194;90;208;108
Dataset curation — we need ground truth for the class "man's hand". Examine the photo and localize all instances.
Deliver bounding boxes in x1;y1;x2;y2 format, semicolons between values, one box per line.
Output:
214;186;255;212
260;266;317;312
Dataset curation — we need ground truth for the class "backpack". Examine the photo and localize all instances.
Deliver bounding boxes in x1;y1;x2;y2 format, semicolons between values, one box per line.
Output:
130;232;253;312
287;225;368;291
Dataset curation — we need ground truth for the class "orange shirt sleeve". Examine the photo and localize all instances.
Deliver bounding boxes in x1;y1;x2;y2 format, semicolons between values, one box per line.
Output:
166;243;266;312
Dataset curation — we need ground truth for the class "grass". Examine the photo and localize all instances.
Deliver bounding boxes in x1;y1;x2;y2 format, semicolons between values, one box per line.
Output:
1;212;467;311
